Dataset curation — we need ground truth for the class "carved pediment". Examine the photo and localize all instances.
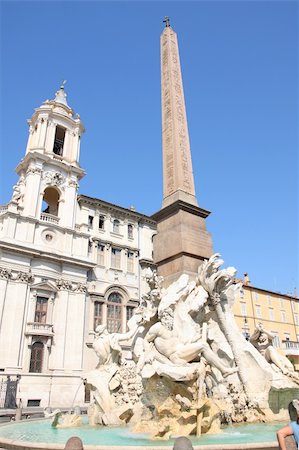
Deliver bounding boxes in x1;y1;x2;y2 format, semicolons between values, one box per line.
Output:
31;280;58;292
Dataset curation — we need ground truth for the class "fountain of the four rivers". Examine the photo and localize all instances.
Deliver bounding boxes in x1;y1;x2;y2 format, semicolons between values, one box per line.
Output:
1;19;298;450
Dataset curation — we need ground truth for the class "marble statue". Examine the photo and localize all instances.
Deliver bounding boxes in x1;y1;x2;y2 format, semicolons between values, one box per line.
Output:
85;324;141;425
85;254;299;438
250;323;299;382
44;408;82;428
11;175;25;206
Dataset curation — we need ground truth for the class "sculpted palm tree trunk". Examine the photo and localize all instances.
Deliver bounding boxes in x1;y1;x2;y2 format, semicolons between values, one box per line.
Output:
209;292;250;399
197;254;251;401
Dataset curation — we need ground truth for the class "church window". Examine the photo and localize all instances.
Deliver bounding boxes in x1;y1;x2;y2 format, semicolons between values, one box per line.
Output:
97;244;105;266
107;293;122;332
35;297;48;324
113;219;120;234
53;126;66;156
42;187;60;216
128;224;133;239
99;215;105;230
29;342;44;373
94;301;103;330
127;251;134;273
111;247;121;269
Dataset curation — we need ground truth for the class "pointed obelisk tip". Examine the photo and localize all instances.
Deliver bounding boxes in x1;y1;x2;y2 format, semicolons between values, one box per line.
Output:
163;16;170;28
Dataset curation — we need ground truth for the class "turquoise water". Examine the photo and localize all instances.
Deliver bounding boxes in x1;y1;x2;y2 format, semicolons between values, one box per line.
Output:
0;419;284;446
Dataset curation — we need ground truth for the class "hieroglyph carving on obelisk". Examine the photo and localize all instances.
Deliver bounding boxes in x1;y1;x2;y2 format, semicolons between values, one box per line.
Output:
161;24;197;207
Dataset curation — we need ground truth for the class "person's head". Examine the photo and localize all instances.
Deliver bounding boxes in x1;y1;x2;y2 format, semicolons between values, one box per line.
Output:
173;436;194;450
64;436;84;450
159;307;174;330
258;332;268;343
289;400;299;424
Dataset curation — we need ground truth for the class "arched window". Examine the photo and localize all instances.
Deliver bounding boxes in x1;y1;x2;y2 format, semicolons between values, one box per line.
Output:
29;342;44;373
113;219;120;234
53;126;66;156
42;187;60;216
94;301;103;330
107;292;122;333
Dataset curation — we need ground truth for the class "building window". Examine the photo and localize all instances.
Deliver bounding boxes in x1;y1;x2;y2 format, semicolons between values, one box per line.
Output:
107;292;122;333
29;342;44;373
127;251;134;273
88;215;94;229
126;305;135;329
240;302;247;316
267;295;272;306
255;305;261;318
94;301;103;330
128;224;133;239
111;247;121;269
97;244;105;266
254;292;259;301
53;126;66;156
99;215;105;230
35;297;48;323
239;288;244;299
42;187;60;216
88;240;93;254
281;311;287;322
279;298;284;309
272;333;280;348
113;219;120;234
295;314;299;325
269;308;274;321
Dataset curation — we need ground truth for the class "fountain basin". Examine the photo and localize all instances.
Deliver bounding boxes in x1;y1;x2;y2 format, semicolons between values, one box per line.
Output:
0;419;282;450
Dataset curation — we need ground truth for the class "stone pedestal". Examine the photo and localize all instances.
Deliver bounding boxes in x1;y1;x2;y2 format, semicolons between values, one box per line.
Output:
151;200;213;286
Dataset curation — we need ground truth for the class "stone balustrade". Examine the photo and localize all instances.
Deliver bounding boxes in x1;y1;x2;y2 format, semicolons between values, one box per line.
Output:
40;212;60;225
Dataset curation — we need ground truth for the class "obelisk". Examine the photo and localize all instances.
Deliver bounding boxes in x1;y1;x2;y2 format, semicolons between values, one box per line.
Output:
151;18;213;286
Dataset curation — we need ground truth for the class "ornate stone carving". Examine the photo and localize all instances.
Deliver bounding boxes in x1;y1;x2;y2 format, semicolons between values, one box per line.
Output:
15;271;34;283
85;253;299;438
75;283;87;293
26;167;42;175
43;171;65;187
68;179;79;189
56;279;73;291
0;268;12;280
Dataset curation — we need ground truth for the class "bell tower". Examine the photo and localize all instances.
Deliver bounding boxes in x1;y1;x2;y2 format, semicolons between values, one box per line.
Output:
14;83;85;228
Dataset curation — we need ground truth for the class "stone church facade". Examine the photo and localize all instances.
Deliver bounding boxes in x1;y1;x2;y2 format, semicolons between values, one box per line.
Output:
0;85;156;407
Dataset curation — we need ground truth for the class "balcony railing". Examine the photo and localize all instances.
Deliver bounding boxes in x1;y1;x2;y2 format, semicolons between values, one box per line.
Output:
283;340;299;356
25;322;54;336
40;212;60;225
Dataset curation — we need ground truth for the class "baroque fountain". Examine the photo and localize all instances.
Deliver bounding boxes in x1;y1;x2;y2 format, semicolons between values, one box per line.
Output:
1;254;298;449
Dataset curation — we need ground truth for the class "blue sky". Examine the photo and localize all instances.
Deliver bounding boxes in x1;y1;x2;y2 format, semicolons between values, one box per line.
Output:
0;1;298;295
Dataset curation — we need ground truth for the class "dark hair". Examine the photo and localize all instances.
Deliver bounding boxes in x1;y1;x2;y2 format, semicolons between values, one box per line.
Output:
288;401;299;423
